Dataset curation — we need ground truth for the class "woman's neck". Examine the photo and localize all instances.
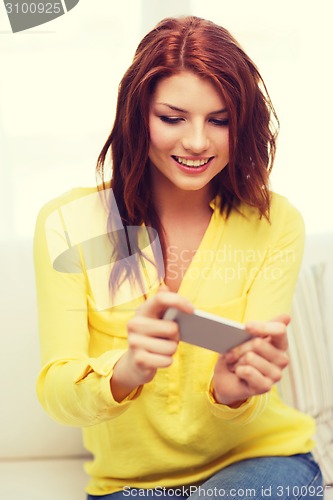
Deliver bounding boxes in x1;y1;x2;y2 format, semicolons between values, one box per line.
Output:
151;174;214;223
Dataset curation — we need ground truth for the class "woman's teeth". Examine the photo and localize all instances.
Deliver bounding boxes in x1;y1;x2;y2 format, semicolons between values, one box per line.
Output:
173;156;211;168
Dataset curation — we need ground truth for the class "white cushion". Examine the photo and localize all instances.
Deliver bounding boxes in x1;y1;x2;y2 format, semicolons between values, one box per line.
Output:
0;459;88;500
0;239;88;459
278;262;333;485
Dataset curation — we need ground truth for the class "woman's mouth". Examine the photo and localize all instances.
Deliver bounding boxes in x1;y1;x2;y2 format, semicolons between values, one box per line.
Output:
172;155;214;168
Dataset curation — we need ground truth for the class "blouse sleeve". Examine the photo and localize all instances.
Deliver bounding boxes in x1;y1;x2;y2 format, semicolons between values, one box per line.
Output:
34;195;141;428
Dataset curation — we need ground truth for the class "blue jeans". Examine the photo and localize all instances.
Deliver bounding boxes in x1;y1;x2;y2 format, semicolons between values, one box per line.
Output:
87;453;324;500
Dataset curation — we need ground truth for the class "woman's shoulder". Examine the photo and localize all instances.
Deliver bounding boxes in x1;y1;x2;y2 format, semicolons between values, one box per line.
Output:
34;187;110;268
36;186;98;220
226;192;305;248
238;191;304;228
268;192;305;238
269;191;303;218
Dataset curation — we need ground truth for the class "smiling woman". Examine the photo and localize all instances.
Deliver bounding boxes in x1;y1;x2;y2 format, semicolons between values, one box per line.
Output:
97;16;278;229
34;15;323;499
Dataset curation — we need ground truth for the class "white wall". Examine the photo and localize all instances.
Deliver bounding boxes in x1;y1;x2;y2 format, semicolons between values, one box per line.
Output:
0;0;142;240
0;0;332;239
190;0;333;235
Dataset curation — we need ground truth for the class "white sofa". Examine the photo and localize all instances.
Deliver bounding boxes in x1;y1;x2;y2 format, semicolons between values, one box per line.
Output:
1;235;332;500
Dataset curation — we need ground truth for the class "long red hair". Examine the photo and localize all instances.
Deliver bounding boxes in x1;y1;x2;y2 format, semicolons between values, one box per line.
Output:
97;16;278;221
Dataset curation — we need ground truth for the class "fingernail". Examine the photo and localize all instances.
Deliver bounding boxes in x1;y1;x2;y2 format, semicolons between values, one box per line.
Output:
185;301;194;312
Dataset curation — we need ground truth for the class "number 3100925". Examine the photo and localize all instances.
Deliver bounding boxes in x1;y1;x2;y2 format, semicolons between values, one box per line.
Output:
5;3;62;14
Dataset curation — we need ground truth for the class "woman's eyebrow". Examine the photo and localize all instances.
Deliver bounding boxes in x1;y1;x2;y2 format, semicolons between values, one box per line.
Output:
209;108;228;115
155;103;187;113
156;102;228;114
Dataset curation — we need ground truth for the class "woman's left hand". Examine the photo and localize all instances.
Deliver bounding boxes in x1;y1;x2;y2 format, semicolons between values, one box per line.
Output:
212;314;290;408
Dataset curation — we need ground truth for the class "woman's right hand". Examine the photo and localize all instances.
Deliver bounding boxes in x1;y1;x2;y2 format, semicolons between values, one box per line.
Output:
110;286;193;402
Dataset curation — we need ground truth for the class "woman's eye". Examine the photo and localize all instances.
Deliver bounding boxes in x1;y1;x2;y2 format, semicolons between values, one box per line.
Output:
159;116;183;124
210;118;229;126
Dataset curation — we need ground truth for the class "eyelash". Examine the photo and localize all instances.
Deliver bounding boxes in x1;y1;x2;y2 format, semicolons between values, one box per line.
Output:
159;116;182;124
210;118;229;127
159;116;229;126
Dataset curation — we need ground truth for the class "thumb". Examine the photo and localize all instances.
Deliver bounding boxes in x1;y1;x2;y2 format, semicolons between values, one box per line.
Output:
245;314;291;350
270;313;291;327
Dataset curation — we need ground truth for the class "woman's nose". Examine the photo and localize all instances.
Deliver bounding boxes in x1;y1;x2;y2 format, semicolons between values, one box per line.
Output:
182;125;210;153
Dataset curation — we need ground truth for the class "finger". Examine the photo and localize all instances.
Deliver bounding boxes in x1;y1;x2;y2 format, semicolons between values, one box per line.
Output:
234;351;285;383
246;313;291;330
138;290;194;318
157;285;171;293
235;365;273;395
127;316;180;339
225;337;289;368
245;320;287;336
271;313;291;326
128;333;178;356
245;315;290;350
132;349;175;370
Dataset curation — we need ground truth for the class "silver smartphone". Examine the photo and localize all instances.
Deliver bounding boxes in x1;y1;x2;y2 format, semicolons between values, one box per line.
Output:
163;307;251;353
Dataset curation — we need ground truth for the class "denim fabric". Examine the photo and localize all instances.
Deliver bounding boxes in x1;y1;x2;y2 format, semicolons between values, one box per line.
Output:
87;453;323;500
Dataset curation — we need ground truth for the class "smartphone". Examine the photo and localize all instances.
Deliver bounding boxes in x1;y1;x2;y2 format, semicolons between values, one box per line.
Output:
163;307;251;353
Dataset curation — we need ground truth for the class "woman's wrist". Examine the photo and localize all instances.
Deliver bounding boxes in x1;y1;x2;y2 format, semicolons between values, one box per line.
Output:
110;352;142;403
211;384;247;408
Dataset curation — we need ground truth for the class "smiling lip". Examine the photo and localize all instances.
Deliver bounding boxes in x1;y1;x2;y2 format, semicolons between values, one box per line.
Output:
171;155;214;173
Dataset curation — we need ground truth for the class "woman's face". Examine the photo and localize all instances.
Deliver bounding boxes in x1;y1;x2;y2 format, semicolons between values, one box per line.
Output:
148;71;229;195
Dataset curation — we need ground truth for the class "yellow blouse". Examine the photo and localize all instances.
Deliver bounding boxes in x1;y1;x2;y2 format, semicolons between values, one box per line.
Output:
34;187;315;496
